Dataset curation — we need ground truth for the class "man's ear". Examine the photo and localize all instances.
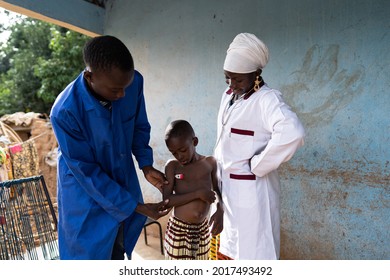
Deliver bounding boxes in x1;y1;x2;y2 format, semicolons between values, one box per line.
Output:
83;69;92;83
193;137;199;147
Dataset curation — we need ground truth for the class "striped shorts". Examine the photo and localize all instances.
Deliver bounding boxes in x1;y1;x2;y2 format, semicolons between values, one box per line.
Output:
164;215;211;260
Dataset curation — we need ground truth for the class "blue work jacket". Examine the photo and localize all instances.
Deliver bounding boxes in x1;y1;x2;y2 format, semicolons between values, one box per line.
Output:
50;70;151;259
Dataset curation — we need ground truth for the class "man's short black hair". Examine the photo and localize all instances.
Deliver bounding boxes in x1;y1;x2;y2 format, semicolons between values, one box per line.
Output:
83;35;134;72
165;120;195;141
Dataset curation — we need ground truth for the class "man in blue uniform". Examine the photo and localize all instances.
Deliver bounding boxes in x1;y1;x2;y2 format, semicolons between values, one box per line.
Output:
50;35;169;260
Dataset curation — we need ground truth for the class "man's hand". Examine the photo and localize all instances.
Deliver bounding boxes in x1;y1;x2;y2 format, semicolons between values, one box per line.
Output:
136;200;171;220
142;166;168;193
209;203;224;235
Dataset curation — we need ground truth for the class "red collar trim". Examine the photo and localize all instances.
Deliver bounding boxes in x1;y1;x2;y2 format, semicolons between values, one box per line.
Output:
243;91;254;100
244;80;265;100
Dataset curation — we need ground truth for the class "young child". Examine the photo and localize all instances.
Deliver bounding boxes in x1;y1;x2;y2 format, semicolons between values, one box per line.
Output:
163;120;223;260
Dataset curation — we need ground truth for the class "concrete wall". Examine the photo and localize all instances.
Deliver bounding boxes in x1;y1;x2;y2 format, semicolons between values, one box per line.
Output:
2;0;388;259
105;0;390;259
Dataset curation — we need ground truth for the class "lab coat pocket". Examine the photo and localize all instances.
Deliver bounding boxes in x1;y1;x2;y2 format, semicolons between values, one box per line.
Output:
229;128;254;158
229;175;257;208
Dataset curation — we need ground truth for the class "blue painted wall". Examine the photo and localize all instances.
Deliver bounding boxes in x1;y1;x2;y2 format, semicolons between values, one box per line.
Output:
3;0;388;259
105;0;390;259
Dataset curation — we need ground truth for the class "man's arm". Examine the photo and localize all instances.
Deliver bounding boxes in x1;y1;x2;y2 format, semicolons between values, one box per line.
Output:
130;72;169;192
135;200;170;220
142;166;168;192
131;72;154;169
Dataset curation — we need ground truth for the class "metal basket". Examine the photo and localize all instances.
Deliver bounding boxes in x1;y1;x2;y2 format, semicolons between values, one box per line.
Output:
0;175;58;260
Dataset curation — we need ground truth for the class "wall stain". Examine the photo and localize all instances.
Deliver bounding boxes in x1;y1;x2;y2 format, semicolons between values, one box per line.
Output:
281;230;336;259
279;164;389;259
280;164;390;186
279;163;390;260
281;45;365;127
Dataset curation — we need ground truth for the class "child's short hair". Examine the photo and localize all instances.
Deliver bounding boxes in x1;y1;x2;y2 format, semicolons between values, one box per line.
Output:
83;35;134;72
165;120;195;141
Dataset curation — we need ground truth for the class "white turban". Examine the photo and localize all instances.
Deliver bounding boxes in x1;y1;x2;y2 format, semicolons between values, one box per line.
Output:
223;33;269;73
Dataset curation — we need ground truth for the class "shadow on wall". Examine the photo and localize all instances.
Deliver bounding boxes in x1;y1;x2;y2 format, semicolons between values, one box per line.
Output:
281;44;365;127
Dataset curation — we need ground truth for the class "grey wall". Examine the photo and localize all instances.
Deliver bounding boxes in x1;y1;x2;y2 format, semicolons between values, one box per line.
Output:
105;0;390;259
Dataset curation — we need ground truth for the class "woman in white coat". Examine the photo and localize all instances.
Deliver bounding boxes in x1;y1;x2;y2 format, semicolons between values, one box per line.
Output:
213;33;305;260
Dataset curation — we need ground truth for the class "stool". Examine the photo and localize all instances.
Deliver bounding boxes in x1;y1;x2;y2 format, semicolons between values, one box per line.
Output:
143;217;164;255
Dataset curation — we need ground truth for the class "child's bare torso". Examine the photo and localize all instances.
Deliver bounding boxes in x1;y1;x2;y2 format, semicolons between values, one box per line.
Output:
172;157;213;224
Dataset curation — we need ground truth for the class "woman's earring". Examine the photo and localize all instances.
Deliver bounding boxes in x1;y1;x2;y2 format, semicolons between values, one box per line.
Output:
254;75;261;91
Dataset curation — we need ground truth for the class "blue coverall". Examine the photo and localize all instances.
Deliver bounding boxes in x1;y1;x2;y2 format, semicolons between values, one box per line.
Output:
50;70;152;259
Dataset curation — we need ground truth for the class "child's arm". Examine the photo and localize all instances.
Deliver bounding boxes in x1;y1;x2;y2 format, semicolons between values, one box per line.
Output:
208;156;224;235
210;157;223;203
163;160;215;209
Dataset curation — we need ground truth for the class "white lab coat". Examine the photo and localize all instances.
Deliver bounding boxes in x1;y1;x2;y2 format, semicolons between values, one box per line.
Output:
214;84;305;259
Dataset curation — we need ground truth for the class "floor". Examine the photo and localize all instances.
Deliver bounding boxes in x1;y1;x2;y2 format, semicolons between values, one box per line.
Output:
132;230;165;260
14;227;166;260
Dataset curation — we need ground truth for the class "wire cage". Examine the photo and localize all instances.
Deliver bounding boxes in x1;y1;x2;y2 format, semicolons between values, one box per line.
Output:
0;175;59;260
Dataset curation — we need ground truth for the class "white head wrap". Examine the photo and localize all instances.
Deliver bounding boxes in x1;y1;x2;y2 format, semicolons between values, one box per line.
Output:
223;33;269;73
